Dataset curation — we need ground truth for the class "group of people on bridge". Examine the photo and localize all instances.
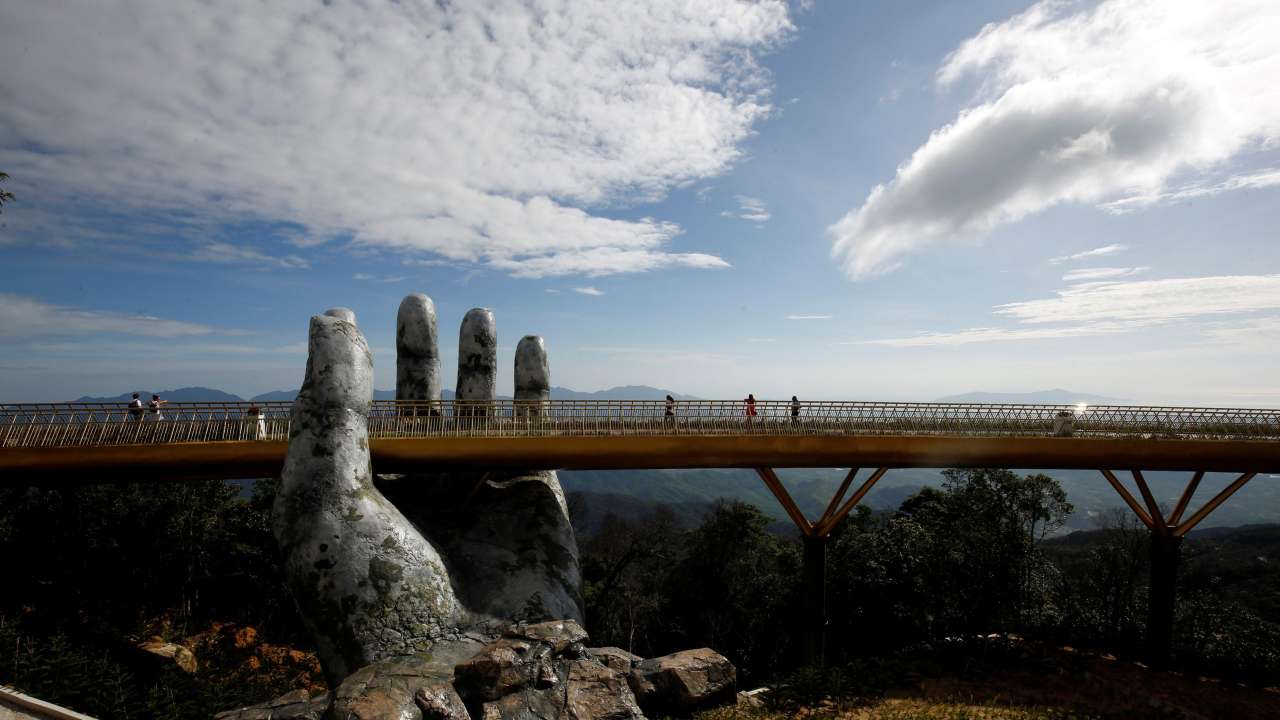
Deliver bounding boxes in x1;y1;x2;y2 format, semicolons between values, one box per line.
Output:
125;393;167;421
663;394;805;422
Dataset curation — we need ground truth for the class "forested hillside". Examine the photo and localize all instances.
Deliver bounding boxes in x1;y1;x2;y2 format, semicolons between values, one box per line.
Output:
3;470;1280;718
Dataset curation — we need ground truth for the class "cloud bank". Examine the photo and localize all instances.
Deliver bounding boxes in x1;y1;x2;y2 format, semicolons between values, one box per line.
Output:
830;0;1280;278
0;293;220;338
0;1;793;277
865;274;1280;346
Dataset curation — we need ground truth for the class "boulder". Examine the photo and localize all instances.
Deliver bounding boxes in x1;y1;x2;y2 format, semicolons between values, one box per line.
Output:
415;683;470;720
586;647;640;675
564;658;644;720
508;620;589;653
628;648;736;716
329;654;457;720
454;637;549;703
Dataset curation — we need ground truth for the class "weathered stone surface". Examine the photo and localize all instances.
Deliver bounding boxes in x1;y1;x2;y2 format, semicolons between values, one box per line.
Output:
213;689;328;720
138;639;198;673
565;658;645;720
587;647;641;674
457;308;497;415
380;468;583;625
414;682;470;720
322;307;356;323
508;620;588;654
458;622;643;720
396;294;442;407
454;637;548;703
330;655;457;720
628;648;736;716
514;336;549;417
273;313;461;685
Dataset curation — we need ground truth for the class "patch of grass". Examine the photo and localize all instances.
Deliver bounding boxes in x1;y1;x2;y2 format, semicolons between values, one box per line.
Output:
696;699;1101;720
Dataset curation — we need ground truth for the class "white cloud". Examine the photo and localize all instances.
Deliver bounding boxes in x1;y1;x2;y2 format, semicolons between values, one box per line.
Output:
573;286;604;296
1049;243;1127;264
830;0;1280;278
1061;266;1148;282
0;1;793;277
489;247;729;278
786;314;832;320
865;274;1280;346
352;273;407;283
1102;167;1280;213
727;195;771;223
0;293;220;338
859;322;1140;347
996;274;1280;325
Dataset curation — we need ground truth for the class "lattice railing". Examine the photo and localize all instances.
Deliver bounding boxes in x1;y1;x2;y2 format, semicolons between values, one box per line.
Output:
2;400;1279;448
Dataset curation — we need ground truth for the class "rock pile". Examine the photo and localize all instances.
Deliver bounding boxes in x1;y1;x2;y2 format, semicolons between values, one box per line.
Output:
215;620;736;720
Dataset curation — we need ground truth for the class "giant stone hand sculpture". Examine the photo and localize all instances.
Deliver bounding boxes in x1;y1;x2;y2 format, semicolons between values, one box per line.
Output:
273;298;582;686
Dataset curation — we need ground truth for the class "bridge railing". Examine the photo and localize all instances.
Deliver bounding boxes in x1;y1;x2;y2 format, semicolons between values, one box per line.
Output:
3;400;1279;448
0;402;295;447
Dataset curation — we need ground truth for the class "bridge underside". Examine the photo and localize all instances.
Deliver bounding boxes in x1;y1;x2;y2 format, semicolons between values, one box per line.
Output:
3;434;1278;482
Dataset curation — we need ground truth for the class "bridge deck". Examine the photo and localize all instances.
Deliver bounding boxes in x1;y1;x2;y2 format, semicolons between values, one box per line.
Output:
2;400;1279;480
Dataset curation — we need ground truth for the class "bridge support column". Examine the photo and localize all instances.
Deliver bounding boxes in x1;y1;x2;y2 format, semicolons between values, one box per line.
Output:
1100;469;1259;668
801;533;828;667
1147;531;1182;667
756;466;887;668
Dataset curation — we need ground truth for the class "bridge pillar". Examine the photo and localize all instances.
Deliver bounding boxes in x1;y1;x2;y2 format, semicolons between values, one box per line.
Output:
1147;531;1183;667
801;533;828;667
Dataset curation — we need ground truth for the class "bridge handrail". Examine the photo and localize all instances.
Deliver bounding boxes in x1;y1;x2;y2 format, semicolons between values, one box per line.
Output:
2;399;1279;448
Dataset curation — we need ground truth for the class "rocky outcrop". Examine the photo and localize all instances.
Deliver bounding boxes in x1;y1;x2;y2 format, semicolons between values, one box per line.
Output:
586;647;641;675
217;622;737;720
272;310;461;685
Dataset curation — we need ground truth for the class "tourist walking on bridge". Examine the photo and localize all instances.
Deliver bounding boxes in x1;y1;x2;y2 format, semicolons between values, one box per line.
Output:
127;393;144;421
791;395;801;424
664;394;676;427
148;394;167;421
745;393;757;420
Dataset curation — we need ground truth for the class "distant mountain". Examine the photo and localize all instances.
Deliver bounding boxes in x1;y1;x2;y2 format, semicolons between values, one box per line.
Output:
73;387;245;403
549;386;698;401
935;388;1124;404
248;385;696;403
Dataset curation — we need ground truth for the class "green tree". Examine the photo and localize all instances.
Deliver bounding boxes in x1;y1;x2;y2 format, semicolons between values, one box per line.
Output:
664;500;800;681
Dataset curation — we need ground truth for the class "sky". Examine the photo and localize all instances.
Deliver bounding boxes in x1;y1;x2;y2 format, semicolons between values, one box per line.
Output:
1;0;1278;405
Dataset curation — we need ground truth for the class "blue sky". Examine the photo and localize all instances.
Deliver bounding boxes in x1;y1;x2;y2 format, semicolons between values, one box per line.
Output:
1;0;1278;404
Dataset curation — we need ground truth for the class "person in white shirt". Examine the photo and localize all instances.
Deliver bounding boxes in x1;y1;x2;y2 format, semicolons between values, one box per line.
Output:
127;393;144;421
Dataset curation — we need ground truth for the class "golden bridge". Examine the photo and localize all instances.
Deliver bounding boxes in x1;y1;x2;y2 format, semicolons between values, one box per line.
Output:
3;398;1278;537
4;397;1280;664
